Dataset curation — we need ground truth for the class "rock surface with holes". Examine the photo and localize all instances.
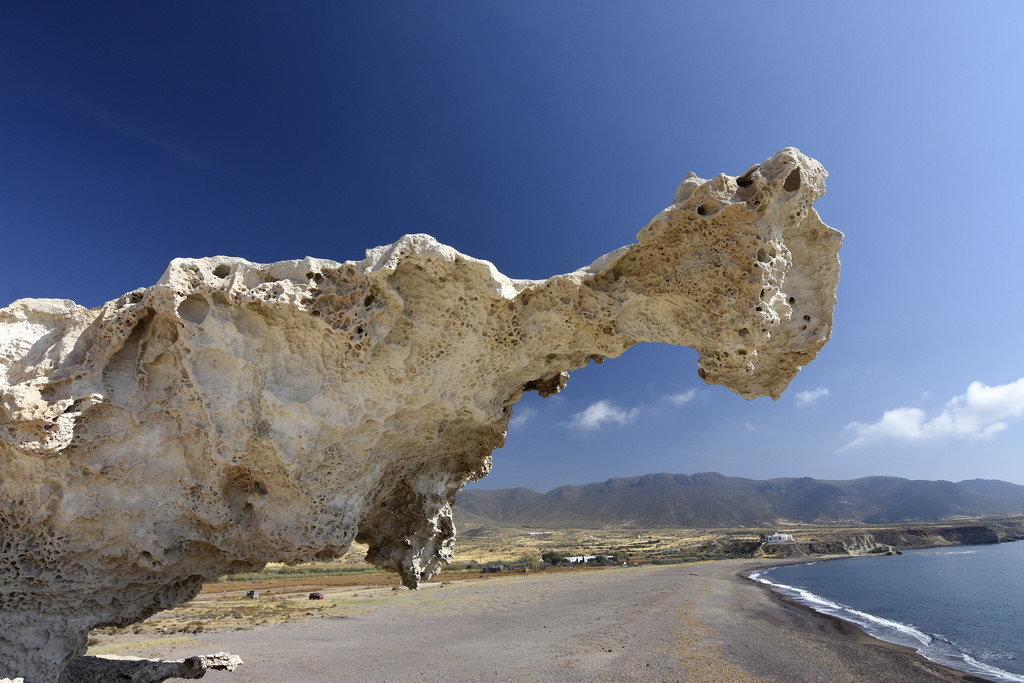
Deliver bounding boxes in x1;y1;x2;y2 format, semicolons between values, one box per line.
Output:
0;148;841;682
57;651;243;682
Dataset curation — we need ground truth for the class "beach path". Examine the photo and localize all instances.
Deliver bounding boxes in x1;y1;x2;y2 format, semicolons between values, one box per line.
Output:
156;561;971;682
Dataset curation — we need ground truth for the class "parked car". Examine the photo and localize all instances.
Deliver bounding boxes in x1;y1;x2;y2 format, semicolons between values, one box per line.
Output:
308;592;324;600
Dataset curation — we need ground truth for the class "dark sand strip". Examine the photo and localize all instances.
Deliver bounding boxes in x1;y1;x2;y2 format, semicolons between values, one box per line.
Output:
159;561;979;681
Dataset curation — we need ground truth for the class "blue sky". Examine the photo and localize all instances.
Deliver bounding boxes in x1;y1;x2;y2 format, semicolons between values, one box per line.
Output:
2;3;1022;491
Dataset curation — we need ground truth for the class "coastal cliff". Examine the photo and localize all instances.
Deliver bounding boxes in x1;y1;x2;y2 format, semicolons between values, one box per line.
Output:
757;520;1024;559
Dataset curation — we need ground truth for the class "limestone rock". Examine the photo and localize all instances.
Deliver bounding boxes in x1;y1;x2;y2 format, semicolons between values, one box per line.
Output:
58;652;242;682
0;148;841;681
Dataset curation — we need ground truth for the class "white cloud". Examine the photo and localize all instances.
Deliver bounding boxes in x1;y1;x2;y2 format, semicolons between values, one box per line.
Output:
508;406;534;429
568;400;639;430
795;387;830;407
665;389;696;406
842;377;1024;449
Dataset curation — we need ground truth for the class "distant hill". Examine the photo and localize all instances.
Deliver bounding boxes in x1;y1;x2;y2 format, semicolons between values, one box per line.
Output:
454;473;1024;529
957;479;1024;507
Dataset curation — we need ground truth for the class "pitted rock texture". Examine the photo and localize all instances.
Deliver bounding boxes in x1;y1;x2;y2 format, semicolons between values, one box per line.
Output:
0;148;841;681
57;652;242;682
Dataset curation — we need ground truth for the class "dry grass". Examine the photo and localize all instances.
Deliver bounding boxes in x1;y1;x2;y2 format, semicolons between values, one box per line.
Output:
86;636;195;657
451;526;741;565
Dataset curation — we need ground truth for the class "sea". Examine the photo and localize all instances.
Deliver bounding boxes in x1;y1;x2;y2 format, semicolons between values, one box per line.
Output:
749;540;1024;682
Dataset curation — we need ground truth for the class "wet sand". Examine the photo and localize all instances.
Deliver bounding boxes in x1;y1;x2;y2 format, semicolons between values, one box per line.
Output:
160;560;979;681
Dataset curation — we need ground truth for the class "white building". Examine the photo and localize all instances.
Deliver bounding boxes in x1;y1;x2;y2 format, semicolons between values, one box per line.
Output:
564;554;615;564
765;532;795;543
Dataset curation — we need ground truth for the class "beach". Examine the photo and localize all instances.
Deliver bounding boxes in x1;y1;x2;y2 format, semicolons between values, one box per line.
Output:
151;559;979;682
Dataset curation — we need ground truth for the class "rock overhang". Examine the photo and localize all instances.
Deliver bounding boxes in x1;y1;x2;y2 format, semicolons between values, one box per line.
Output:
0;148;841;681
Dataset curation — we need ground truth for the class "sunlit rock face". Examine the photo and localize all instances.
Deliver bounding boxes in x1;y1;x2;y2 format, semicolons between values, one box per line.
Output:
0;148;841;681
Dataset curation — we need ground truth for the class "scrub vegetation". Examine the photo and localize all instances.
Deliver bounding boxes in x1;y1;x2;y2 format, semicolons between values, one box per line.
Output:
86;518;1024;659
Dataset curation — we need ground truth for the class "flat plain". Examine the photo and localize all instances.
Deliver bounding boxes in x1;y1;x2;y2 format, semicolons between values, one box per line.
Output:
85;528;981;681
132;560;974;682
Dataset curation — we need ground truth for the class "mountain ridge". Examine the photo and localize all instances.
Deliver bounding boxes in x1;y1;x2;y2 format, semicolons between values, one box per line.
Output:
454;473;1024;529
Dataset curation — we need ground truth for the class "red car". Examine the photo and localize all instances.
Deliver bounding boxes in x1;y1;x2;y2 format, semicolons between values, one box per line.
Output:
308;592;324;600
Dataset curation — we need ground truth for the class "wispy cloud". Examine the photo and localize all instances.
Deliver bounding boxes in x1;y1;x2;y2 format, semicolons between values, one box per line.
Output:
53;93;218;170
842;377;1024;449
509;406;534;429
795;387;830;407
568;400;639;430
665;389;696;406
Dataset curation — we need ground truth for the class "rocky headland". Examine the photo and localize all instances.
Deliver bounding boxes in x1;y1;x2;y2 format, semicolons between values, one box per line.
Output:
757;520;1024;559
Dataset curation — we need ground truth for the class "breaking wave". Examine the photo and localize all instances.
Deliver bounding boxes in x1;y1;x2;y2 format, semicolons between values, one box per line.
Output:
749;565;1024;683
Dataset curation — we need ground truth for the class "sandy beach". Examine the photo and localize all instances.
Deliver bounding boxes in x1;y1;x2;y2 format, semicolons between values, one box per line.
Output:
150;559;980;682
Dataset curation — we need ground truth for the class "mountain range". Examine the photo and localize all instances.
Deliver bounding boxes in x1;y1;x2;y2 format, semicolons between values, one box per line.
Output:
453;473;1024;529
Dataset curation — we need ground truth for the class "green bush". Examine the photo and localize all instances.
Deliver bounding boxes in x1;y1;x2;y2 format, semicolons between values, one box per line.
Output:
514;553;541;570
541;551;567;566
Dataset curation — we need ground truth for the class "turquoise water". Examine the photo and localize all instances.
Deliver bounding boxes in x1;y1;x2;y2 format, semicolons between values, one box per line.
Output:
749;541;1024;682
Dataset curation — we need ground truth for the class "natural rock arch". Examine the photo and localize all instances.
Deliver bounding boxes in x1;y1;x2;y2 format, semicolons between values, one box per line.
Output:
0;148;841;681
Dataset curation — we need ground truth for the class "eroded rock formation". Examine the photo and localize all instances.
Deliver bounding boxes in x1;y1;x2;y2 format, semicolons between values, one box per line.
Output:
0;148;841;681
58;652;243;682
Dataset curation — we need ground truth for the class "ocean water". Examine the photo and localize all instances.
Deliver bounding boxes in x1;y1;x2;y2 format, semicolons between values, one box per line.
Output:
749;541;1024;682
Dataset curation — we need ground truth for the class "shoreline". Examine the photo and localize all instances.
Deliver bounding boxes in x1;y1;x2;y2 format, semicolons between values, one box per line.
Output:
771;591;988;682
139;558;989;681
741;557;990;682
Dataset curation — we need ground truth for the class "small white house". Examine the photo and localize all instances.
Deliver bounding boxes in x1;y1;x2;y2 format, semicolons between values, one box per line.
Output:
564;554;615;564
765;532;796;543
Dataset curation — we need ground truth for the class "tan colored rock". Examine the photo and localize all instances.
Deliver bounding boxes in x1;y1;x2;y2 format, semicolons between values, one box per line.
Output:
0;148;841;681
58;652;242;682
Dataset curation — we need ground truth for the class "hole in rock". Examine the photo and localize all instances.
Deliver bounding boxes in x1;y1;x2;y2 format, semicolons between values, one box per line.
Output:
177;295;210;325
696;200;722;216
737;164;759;187
784;168;801;192
213;264;231;278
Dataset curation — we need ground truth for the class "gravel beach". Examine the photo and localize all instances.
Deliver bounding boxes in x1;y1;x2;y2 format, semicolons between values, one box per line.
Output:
159;560;979;682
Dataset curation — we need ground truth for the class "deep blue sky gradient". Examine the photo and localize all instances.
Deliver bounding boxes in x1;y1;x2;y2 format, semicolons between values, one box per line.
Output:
2;2;1022;490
